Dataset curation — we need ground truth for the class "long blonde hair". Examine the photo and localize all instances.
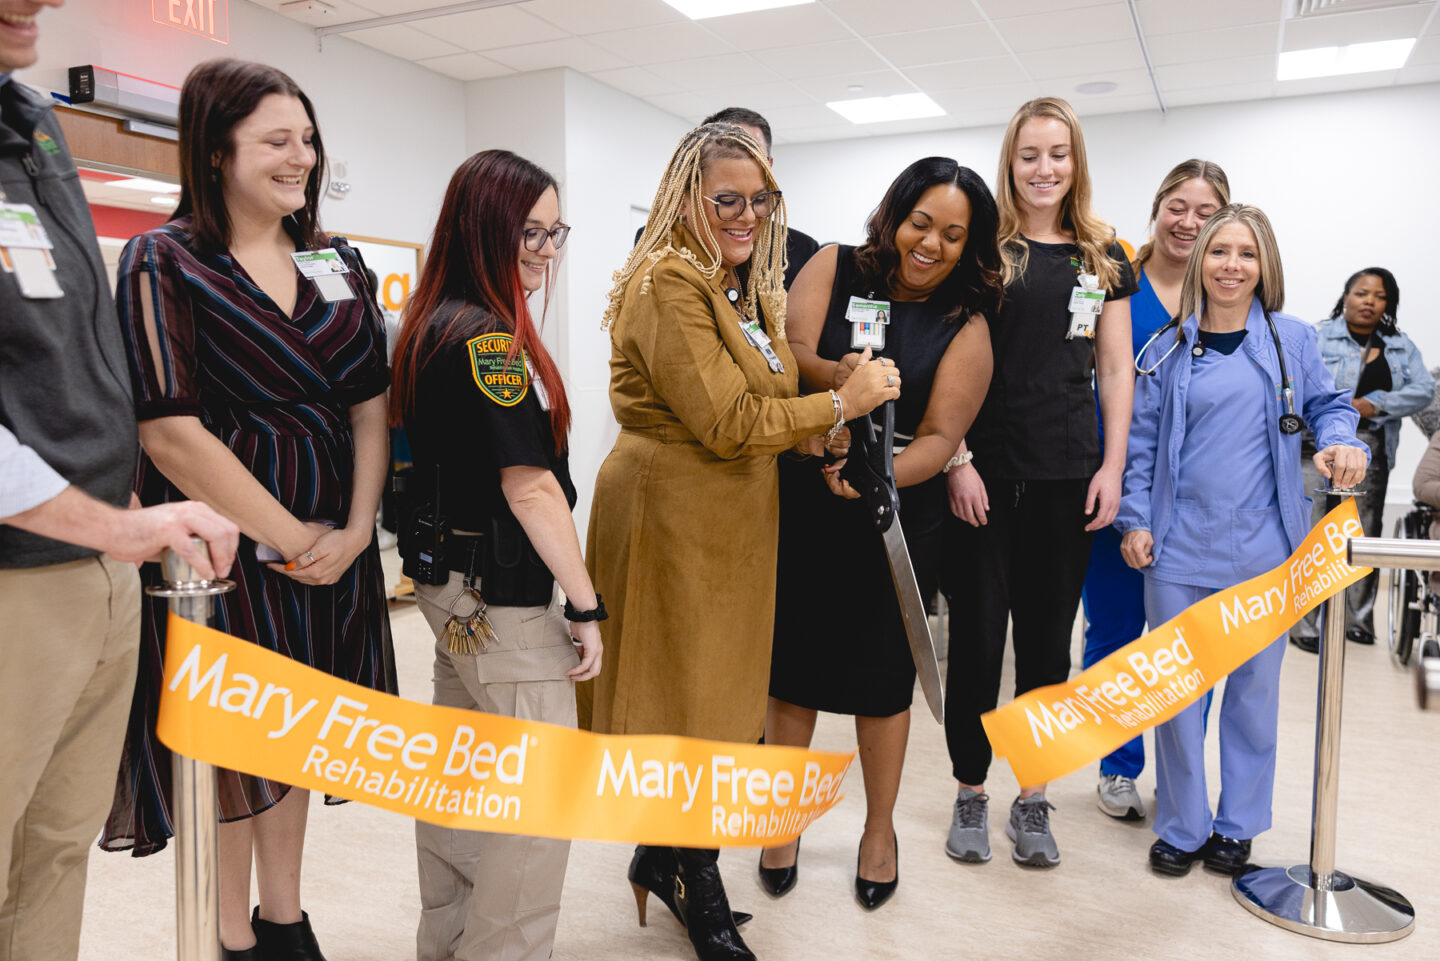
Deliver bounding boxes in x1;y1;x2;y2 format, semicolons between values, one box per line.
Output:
1176;203;1285;327
1132;159;1231;272
602;123;787;335
995;97;1120;291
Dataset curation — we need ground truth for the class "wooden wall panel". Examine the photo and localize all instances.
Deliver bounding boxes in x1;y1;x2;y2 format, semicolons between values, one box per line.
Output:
54;107;179;178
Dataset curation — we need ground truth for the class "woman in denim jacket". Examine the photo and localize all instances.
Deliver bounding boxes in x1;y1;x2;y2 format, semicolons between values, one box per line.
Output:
1289;268;1432;651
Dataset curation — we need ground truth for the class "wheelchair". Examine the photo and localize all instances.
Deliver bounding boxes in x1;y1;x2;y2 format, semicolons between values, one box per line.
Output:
1387;501;1439;665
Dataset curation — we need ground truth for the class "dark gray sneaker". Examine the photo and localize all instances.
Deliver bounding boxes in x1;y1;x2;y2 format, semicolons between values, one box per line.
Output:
1006;794;1060;867
944;788;991;862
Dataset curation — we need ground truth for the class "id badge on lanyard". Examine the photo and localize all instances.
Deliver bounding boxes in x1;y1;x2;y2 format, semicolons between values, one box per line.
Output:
740;318;785;373
0;196;63;300
290;250;355;303
847;295;890;350
1066;272;1103;341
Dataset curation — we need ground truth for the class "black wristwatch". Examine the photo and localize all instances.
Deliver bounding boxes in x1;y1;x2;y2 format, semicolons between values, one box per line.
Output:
564;593;607;623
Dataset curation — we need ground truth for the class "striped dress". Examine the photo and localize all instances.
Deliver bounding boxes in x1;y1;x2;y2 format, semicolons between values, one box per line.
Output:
101;217;397;855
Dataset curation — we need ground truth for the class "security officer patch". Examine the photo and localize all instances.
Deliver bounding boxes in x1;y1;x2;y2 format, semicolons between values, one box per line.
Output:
467;332;529;406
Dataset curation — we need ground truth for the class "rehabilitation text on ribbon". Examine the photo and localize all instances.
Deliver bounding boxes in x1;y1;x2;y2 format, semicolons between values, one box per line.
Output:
981;500;1371;786
156;617;853;847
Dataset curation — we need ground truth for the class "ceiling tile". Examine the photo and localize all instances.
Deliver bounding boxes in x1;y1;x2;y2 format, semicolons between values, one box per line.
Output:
1039;67;1156;100
1132;0;1278;37
905;57;1030;90
928;80;1044;116
485;37;628;72
1144;23;1280;67
751;39;890;79
679;80;816;113
1014;38;1144;78
264;0;374;26
1409;35;1440;65
794;68;917;101
1156;54;1277;92
700;3;853;50
1068;91;1159;117
644;53;777;87
413;52;514;81
869;25;1008;67
346;23;465;60
1397;62;1440;84
644;91;715;121
991;2;1135;53
1282;6;1433;51
823;0;983;36
409;6;568;50
522;0;686;35
973;0;1120;15
757;102;851;130
588;21;736;63
1163;79;1277;108
588;66;676;98
347;0;449;14
772;123;858;146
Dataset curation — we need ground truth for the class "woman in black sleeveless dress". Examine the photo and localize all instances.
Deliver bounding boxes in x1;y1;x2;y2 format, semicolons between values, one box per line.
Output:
762;159;1003;909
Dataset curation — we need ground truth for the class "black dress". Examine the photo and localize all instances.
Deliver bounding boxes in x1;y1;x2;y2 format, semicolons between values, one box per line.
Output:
769;245;967;717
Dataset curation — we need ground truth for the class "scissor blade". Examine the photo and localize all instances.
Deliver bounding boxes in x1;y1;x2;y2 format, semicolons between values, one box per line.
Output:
881;520;944;724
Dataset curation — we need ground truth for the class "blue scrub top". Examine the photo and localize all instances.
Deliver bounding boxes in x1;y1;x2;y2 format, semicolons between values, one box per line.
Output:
1099;267;1172;449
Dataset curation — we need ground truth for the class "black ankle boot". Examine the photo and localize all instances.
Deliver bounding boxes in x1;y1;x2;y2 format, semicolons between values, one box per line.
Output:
629;845;752;929
252;907;328;961
672;847;756;961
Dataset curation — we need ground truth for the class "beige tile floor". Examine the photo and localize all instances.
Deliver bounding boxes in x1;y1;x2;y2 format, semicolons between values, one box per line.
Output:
79;549;1440;961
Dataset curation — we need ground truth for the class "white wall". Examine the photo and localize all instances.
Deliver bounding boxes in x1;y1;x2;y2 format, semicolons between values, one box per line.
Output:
464;68;688;536
778;83;1440;503
22;0;467;245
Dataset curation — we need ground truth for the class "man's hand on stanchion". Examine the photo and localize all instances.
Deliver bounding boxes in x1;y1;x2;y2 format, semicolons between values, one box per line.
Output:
1314;444;1368;491
118;497;239;577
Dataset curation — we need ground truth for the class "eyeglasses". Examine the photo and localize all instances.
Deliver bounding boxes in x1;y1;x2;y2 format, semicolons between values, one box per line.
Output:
522;224;571;251
702;191;781;222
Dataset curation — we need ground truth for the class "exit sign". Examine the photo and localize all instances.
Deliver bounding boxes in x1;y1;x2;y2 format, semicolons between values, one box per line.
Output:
152;0;229;44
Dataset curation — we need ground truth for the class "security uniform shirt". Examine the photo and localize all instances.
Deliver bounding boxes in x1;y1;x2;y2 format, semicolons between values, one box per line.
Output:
968;238;1137;480
405;302;575;536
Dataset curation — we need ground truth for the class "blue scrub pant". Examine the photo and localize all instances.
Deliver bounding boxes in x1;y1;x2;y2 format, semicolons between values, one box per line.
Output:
1080;526;1147;778
1145;577;1288;852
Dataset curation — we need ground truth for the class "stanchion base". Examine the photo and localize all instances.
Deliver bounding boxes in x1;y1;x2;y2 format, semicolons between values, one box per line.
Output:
1232;864;1414;943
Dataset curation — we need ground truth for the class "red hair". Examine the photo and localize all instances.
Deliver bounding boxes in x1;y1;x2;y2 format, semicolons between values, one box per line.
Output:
391;150;570;451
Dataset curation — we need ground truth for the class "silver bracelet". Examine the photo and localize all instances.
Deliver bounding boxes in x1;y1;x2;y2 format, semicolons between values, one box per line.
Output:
824;390;844;443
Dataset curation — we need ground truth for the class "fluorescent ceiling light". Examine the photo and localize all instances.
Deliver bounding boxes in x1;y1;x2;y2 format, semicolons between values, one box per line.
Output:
1277;38;1415;81
150;196;178;205
827;92;946;125
660;0;814;19
112;177;181;194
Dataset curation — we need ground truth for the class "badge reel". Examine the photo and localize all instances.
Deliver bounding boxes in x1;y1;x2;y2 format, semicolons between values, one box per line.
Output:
290;250;355;303
729;286;785;374
0;201;63;299
1066;273;1104;341
848;296;890;351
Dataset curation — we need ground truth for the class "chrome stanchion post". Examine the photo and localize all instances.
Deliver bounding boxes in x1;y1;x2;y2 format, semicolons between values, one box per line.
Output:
148;539;234;961
1232;490;1414;942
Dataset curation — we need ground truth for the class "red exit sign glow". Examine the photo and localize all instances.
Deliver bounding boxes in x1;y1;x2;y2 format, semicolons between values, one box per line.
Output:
152;0;230;44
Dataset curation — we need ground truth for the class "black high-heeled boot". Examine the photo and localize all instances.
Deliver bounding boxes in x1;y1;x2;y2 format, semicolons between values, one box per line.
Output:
252;906;328;961
628;845;752;928
672;847;757;961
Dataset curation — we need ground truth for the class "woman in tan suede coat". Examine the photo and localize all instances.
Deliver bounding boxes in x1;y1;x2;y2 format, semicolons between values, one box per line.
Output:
583;123;898;961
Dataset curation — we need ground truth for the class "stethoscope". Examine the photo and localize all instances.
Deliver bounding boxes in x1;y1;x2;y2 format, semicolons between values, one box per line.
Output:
1134;311;1305;435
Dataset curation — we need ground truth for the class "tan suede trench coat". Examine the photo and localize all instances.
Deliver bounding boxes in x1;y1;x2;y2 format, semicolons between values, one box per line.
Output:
582;225;835;743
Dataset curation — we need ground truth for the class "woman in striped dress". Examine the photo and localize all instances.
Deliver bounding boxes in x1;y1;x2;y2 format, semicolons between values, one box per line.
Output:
101;59;395;961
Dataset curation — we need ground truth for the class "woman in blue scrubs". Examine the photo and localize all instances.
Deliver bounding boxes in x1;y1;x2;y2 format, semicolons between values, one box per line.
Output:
1116;204;1367;877
1081;160;1230;822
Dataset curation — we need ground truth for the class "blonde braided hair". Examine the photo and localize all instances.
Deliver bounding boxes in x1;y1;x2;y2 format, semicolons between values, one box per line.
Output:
602;122;789;336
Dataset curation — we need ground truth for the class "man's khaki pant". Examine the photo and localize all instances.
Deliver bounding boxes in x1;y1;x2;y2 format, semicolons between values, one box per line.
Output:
414;574;579;961
0;555;141;961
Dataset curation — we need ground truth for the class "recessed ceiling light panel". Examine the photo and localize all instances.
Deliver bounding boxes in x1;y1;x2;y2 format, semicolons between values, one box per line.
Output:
111;177;181;194
661;0;815;19
826;92;946;125
1277;37;1416;80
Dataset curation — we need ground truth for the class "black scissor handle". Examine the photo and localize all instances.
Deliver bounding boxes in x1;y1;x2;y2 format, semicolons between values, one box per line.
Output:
839;401;899;533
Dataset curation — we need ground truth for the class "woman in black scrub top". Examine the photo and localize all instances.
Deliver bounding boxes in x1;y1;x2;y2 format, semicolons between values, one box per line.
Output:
761;158;1000;909
941;97;1137;869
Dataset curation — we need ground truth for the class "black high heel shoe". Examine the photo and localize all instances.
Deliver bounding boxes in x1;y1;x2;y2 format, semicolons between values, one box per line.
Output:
854;836;898;911
628;845;752;929
673;847;756;961
251;907;328;961
757;836;800;898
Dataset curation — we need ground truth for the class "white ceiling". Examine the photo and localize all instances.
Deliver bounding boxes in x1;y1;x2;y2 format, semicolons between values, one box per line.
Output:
254;0;1440;143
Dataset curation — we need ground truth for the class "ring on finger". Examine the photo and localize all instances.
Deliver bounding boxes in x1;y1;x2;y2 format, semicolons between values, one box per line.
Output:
305;551;315;563
887;375;896;386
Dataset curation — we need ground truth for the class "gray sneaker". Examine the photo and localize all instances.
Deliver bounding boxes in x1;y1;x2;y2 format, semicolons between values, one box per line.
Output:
1096;774;1146;820
1006;794;1060;867
945;788;991;862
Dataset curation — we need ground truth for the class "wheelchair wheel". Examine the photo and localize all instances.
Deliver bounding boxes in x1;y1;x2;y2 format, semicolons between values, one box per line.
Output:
1389;514;1423;665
